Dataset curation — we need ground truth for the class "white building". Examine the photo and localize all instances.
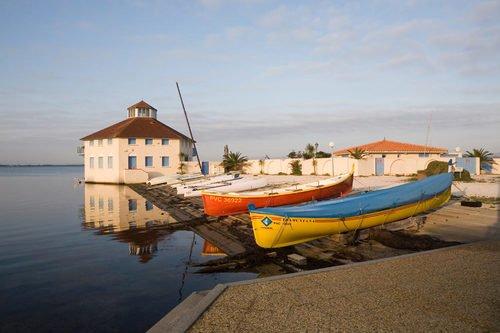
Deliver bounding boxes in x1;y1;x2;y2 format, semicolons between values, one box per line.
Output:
80;101;194;184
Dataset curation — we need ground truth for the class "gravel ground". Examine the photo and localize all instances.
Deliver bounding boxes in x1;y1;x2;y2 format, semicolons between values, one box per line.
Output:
189;240;500;332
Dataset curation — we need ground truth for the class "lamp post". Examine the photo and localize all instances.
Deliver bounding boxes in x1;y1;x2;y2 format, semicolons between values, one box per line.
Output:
329;142;335;176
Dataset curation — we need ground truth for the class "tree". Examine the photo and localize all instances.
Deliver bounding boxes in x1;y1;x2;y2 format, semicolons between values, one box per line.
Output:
348;147;367;160
221;151;249;172
178;152;187;174
464;148;496;170
289;160;302;175
315;151;331;158
303;143;315;159
258;159;265;174
311;158;318;175
287;150;298;158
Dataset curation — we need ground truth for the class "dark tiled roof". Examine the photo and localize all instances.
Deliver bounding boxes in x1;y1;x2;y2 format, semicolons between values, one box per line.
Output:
334;139;447;155
127;100;157;111
80;117;193;141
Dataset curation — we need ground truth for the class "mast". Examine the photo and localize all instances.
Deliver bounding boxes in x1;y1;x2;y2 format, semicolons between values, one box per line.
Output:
176;82;202;172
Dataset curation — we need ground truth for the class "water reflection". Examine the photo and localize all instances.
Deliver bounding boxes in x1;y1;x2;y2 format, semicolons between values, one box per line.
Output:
83;183;179;262
201;240;226;256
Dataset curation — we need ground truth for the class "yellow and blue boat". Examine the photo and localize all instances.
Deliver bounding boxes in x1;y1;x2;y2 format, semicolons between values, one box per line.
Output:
249;173;453;248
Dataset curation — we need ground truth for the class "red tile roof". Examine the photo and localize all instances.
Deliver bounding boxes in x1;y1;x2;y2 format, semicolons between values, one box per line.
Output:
333;139;447;155
127;100;157;111
80;117;193;141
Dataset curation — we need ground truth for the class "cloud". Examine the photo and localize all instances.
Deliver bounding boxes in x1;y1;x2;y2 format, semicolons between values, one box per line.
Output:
470;0;500;23
189;102;500;144
199;0;265;9
204;26;255;46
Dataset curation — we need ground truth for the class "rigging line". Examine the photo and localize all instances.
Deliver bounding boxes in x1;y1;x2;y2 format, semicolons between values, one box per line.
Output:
176;82;202;172
382;199;399;228
452;182;469;199
353;177;371;191
177;232;196;303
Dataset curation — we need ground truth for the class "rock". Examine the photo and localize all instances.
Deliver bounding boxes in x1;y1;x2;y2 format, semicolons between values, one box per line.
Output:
287;253;307;266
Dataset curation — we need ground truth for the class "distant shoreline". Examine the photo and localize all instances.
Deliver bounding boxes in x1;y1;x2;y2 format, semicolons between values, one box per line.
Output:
0;164;83;167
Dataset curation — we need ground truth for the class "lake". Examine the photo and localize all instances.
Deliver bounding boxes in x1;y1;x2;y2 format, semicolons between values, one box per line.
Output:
0;166;256;332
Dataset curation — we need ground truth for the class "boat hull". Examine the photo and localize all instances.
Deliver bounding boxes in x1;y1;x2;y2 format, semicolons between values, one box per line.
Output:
201;174;353;217
250;188;451;248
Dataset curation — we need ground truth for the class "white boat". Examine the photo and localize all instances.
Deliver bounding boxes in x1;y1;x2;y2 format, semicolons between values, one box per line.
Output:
190;177;268;197
147;173;203;186
176;174;240;195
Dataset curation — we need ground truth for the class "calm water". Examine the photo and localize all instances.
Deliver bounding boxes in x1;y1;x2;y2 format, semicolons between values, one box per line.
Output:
0;166;256;332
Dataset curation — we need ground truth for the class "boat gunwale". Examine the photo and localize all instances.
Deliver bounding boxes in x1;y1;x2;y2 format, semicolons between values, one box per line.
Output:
249;187;451;222
200;171;353;199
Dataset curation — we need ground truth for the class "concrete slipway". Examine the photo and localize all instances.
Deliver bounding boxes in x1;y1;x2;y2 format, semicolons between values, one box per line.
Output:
149;239;499;332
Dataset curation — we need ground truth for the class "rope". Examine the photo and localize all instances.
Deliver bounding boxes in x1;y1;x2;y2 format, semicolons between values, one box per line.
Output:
271;215;290;248
452;182;470;199
382;200;399;228
177;232;196;302
353;177;371;191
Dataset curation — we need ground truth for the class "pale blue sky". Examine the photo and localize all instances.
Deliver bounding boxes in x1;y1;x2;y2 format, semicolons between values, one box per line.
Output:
1;0;499;164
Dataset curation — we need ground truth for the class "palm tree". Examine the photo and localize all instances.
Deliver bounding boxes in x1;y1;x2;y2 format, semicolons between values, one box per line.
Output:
303;143;315;159
258;159;265;174
221;151;249;172
348;147;367;160
312;158;318;175
464;148;496;170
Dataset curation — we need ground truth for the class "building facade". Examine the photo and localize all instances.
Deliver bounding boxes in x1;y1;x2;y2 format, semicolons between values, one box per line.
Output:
80;101;194;184
333;139;448;159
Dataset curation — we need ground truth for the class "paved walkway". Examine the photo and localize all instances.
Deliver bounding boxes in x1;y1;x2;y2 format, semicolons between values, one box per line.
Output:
189;241;500;332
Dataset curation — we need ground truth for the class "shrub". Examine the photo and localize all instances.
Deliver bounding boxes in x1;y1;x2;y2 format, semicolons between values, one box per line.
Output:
424;161;472;181
289;160;302;175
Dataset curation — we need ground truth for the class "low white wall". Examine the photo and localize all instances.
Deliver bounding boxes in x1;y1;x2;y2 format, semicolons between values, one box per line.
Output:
492;158;500;174
191;156;481;176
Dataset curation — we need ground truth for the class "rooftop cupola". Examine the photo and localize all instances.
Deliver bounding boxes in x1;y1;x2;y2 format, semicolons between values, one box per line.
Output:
127;100;157;119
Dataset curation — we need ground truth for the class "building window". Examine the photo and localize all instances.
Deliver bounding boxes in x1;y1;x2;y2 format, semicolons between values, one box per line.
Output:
107;138;113;145
89;196;95;209
98;198;104;210
98;139;103;146
89;141;94;147
162;138;169;145
145;138;153;145
128;199;137;211
145;201;153;211
89;157;94;168
108;198;113;212
107;156;113;168
128;137;136;145
98;157;104;168
128;156;137;169
419;153;429;158
162;156;170;167
145;156;153;167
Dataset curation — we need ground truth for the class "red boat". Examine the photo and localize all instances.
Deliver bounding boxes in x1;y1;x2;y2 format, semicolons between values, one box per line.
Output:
201;171;354;217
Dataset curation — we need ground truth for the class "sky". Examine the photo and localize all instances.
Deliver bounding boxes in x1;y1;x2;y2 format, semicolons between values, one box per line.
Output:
0;0;499;164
